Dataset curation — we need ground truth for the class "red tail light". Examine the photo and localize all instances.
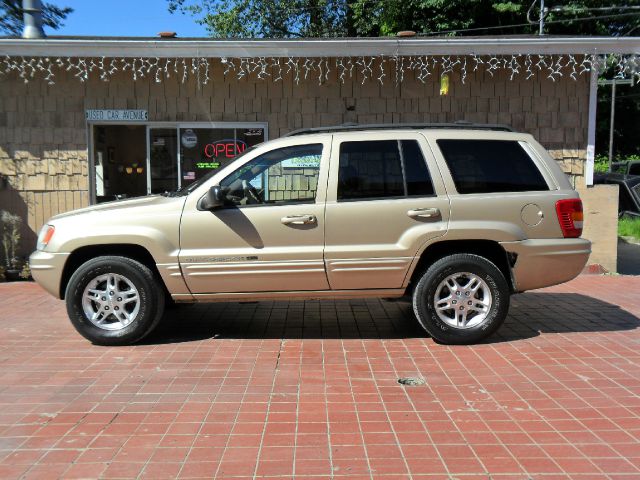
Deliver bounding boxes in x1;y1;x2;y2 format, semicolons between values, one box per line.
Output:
555;199;583;238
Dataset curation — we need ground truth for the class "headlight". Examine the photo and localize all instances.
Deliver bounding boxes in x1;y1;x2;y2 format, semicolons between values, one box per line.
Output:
37;225;55;251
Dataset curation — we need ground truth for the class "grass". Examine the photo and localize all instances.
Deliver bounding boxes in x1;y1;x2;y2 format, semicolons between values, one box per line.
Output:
619;217;640;241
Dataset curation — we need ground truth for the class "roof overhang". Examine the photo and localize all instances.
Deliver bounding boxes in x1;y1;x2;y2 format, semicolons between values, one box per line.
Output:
1;36;639;58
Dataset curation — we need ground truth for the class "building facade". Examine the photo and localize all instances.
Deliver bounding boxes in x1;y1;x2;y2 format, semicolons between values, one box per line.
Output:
1;37;639;270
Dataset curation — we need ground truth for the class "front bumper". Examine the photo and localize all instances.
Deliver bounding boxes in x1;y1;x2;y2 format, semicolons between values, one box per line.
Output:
500;238;591;292
29;250;69;299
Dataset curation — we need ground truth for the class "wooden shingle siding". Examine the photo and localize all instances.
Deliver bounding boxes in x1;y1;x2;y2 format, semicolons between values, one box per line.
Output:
0;59;589;255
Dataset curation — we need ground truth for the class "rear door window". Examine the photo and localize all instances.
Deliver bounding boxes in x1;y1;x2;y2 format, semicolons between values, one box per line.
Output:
436;139;549;194
338;140;434;201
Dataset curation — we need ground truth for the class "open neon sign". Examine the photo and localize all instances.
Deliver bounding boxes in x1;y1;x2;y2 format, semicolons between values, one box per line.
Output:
204;139;247;159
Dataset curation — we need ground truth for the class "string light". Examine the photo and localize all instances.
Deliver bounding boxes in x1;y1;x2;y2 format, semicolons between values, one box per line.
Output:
1;54;639;86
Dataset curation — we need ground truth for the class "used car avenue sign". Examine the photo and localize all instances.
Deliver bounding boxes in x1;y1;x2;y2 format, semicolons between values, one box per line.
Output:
85;109;148;121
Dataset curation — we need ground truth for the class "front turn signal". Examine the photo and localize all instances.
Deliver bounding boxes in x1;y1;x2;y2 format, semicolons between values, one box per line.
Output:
37;225;55;251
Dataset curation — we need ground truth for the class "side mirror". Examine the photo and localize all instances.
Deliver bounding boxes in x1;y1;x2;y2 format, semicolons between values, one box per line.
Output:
198;185;226;211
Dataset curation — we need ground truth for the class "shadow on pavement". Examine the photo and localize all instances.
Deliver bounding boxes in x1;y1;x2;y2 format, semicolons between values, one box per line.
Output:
142;292;640;345
486;292;640;343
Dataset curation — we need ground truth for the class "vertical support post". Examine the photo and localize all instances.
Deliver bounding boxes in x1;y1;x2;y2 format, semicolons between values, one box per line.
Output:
539;0;545;35
145;125;152;195
585;56;598;187
608;79;616;171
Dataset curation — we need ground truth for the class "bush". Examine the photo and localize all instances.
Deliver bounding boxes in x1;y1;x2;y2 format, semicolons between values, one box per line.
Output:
19;262;31;280
0;210;22;269
619;217;640;240
595;154;640;174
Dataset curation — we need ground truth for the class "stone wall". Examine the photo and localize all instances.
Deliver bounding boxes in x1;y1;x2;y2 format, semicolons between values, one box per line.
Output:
0;58;591;257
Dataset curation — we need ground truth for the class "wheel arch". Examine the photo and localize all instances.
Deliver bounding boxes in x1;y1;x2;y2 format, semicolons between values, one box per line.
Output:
59;244;166;300
405;239;516;296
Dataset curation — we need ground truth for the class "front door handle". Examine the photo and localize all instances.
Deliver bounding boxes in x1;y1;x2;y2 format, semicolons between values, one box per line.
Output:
407;207;441;220
281;214;317;225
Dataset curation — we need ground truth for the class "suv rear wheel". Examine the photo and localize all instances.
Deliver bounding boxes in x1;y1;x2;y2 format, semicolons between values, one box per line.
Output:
412;254;510;344
65;256;165;346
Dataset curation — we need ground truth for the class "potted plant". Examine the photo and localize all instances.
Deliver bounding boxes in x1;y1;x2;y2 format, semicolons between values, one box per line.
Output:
19;262;32;281
1;210;22;281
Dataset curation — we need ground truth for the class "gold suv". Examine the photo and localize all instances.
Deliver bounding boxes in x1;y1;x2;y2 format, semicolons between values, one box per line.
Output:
30;124;591;345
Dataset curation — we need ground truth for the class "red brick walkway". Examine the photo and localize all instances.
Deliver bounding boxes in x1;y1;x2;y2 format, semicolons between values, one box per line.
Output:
0;276;639;479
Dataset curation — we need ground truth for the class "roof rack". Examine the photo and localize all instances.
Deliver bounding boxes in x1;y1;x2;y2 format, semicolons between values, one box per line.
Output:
283;121;514;137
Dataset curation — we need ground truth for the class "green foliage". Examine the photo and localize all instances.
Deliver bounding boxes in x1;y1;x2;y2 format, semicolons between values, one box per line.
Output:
167;0;347;38
0;0;73;36
19;262;31;280
619;217;640;240
166;0;640;38
0;210;21;269
594;154;640;173
0;265;5;282
594;154;609;173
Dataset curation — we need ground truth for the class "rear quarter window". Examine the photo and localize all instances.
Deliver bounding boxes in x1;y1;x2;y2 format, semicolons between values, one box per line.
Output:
437;139;549;194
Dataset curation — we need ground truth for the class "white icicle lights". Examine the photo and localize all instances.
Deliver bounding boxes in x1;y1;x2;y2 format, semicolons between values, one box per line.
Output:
1;54;639;86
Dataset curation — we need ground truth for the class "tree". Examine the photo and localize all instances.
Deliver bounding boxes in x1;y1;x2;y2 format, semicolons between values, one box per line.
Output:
167;0;347;38
0;0;73;36
166;0;640;38
350;0;640;37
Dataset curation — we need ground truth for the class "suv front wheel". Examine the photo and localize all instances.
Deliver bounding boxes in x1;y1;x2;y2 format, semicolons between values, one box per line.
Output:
65;256;165;345
412;254;510;344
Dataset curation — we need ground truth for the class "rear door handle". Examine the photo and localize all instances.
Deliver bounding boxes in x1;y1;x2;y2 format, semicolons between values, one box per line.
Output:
407;207;441;220
281;214;317;225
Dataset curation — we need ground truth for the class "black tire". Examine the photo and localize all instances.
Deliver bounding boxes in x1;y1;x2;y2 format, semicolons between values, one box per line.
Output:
412;253;510;345
65;256;165;346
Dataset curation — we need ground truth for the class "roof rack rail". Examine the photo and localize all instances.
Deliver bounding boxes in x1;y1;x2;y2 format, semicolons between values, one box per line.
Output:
284;121;514;137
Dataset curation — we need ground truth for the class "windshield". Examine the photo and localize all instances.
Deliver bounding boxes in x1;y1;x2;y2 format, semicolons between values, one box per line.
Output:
170;146;257;196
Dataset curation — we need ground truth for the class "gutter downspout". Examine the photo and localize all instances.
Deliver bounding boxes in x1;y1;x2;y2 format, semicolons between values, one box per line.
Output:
22;0;46;39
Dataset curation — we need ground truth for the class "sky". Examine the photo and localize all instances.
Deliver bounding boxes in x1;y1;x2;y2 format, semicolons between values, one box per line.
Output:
47;0;208;37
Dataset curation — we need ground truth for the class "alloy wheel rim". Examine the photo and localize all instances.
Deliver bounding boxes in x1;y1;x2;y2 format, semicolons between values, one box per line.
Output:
433;272;492;329
81;273;140;331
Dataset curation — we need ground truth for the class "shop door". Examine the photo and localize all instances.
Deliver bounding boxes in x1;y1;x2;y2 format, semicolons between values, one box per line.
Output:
148;128;179;194
93;125;147;203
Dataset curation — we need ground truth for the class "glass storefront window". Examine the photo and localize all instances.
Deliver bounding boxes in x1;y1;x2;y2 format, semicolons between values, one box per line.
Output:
91;123;266;203
179;127;266;189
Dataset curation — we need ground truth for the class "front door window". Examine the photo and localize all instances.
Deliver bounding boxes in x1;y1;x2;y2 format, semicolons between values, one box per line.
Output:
220;144;322;206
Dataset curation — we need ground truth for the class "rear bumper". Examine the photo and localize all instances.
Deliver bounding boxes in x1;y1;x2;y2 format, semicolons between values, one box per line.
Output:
29;250;69;299
500;238;591;292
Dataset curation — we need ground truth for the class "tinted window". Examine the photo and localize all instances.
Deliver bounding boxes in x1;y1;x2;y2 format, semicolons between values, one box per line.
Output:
338;141;403;200
338;140;434;201
437;140;549;194
401;140;435;196
220;144;322;206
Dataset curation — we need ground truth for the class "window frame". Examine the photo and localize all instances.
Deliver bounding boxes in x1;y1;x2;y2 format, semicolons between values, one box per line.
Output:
335;139;436;203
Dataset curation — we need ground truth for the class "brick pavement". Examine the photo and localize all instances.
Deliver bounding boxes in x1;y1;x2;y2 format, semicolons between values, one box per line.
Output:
0;275;638;479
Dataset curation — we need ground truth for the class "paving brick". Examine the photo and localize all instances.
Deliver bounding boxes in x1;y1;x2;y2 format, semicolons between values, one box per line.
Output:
0;275;638;478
